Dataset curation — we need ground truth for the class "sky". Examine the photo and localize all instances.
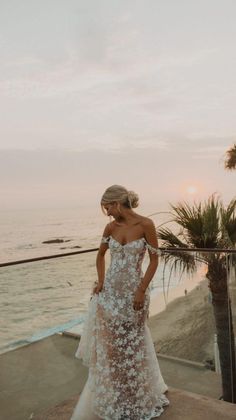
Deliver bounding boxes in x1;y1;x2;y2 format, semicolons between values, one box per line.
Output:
0;0;235;211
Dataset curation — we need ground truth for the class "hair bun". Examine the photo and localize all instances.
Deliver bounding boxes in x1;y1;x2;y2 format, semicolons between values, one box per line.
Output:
128;190;139;208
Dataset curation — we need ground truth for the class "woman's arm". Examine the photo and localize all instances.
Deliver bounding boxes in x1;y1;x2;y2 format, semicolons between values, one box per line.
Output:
139;218;159;291
93;223;111;294
133;218;159;310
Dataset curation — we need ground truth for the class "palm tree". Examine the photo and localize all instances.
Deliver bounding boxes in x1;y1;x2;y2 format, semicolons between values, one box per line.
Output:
225;143;236;170
157;195;236;403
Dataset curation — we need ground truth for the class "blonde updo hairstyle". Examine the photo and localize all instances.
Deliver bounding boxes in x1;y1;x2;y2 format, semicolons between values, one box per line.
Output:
101;185;139;216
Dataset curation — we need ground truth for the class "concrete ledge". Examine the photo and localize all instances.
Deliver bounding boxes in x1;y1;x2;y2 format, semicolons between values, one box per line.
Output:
34;387;236;420
157;352;206;370
160;387;236;419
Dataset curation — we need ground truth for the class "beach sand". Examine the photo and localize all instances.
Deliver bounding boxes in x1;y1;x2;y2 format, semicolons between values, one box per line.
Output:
148;278;216;364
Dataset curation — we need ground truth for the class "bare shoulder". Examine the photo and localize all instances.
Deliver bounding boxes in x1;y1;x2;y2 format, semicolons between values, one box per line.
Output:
98;222;113;255
141;216;156;228
141;217;158;247
102;221;113;237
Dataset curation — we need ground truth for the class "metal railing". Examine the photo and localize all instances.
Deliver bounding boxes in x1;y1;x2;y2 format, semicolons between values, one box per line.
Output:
1;245;236;267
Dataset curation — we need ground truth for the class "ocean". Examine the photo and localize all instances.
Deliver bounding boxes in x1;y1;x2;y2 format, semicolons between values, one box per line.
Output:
0;205;203;354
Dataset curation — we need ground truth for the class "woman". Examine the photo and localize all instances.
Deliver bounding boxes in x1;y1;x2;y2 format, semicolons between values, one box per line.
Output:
71;185;169;419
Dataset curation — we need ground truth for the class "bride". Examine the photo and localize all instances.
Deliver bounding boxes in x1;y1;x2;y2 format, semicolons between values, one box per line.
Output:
71;185;170;419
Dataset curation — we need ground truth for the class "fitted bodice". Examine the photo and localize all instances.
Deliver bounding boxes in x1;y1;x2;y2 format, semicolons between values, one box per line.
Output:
101;235;161;279
99;235;161;302
101;235;161;255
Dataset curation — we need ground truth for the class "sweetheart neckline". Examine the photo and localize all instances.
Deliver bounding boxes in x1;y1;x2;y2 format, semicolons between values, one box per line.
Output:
109;235;146;247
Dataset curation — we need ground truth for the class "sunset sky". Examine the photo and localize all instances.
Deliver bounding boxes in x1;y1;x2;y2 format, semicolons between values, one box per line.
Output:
0;0;235;211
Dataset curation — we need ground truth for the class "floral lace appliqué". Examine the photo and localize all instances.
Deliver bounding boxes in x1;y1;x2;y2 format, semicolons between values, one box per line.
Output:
73;234;169;420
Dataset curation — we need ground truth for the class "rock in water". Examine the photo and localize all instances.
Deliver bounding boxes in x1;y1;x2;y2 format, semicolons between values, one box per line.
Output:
42;239;71;244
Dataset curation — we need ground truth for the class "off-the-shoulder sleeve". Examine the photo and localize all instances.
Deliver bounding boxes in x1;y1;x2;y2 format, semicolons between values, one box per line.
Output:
145;241;161;256
101;236;110;244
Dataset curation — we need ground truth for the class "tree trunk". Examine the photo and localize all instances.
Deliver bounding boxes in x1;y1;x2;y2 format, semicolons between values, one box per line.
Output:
208;258;236;403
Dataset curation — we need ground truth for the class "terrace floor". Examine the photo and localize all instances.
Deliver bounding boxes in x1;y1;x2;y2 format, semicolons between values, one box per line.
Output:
0;334;235;420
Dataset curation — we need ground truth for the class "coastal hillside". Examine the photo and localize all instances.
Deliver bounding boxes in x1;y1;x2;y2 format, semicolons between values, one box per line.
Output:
148;279;216;364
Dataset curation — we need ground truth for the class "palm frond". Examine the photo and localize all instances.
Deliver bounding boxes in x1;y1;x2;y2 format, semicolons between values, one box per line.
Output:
154;195;235;291
170;202;203;243
158;227;196;274
201;195;221;248
220;198;236;246
158;227;189;248
170;196;221;248
225;143;236;170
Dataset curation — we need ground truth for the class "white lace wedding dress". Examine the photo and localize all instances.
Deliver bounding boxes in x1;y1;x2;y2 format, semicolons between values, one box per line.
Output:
71;235;170;420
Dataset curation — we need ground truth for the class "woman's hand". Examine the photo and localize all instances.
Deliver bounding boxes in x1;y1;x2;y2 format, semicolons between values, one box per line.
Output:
133;287;145;311
92;282;103;295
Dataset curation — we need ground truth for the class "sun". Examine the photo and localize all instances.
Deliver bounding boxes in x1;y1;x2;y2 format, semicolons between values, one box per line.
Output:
186;185;197;195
